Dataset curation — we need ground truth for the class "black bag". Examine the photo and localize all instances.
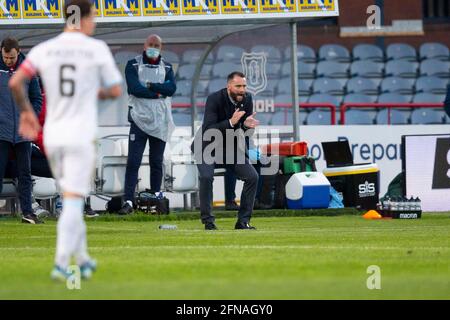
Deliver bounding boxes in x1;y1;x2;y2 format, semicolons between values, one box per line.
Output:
106;196;123;213
273;173;293;209
137;190;170;215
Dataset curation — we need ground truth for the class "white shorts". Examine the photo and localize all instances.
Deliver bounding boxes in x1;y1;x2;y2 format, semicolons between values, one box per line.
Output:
45;144;96;197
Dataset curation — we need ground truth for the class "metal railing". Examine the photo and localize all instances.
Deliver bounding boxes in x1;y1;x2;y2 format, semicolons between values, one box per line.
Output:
172;102;337;125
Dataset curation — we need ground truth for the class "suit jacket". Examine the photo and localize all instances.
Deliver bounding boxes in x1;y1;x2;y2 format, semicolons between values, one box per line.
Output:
191;88;253;164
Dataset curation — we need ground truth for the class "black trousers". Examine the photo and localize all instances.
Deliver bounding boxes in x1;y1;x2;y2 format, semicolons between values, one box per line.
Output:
197;161;258;224
0;140;33;214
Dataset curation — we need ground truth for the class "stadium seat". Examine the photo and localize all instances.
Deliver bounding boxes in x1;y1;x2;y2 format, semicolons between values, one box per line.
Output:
305;109;332;125
172;95;190;105
276;77;292;95
297;62;316;79
275;94;308;104
377;92;411;103
251;45;282;63
177;64;195;80
0;178;19;215
346;77;379;95
415;76;448;94
308;93;342;106
216;45;245;63
420;59;450;78
251;79;278;97
376;109;410;124
196;80;209;96
163;50;180;65
284;45;316;63
174;80;192;97
386;43;417;61
384;60;418;79
343;109;375;125
32;177;58;202
312;78;345;95
172;111;192;126
412;93;446;103
181;49;214;65
208;79;225;93
212;62;242;78
410;108;445;124
298;79;313;96
113;50;139;65
352;44;384;62
381;77;414;95
350;61;384;78
343;93;376;103
270;108;307;126
270;109;291;125
266;62;282;79
95;137;127;195
319;44;351;62
419;43;450;61
316;61;349;78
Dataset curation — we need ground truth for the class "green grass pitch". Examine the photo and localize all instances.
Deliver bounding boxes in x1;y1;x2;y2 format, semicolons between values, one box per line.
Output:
0;212;449;299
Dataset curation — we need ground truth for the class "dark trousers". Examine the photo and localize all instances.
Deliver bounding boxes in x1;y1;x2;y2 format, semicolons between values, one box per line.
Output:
0;140;33;214
124;122;166;202
225;163;263;203
198;161;258;224
5;146;53;179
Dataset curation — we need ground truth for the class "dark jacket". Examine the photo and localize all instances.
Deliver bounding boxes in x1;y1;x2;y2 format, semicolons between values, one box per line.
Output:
125;53;176;100
0;52;42;144
191;88;253;164
444;84;450;118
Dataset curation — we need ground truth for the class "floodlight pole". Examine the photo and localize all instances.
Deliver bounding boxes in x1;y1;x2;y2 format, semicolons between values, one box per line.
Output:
290;22;300;141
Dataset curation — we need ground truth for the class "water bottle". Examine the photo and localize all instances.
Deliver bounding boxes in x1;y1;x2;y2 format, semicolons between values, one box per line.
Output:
159;224;177;230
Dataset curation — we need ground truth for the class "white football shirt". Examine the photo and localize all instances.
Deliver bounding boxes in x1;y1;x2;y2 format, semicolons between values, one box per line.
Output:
21;32;122;147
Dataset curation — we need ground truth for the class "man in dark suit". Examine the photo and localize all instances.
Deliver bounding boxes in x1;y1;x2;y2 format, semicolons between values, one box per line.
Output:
192;71;259;230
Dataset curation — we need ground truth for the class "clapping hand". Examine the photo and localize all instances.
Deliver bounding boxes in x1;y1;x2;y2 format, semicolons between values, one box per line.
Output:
243;112;259;129
230;108;246;126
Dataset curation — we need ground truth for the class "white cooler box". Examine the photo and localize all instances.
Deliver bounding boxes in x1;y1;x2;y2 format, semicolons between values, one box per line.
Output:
286;172;330;209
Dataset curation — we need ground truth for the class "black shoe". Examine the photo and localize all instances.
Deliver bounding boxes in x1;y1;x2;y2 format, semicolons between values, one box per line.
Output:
22;214;44;224
118;202;133;215
225;200;239;211
235;221;256;230
205;222;218;230
85;205;99;218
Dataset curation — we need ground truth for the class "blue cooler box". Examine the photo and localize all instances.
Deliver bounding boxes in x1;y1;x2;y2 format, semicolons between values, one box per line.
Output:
285;172;330;209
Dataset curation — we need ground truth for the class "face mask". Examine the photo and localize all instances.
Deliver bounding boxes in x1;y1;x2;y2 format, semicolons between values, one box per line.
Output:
146;48;160;59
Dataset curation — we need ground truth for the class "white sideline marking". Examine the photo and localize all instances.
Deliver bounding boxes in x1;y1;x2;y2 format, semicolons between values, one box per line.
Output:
0;245;448;251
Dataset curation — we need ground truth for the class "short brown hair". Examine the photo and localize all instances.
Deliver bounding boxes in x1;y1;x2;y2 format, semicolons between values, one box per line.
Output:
64;0;94;21
1;37;19;52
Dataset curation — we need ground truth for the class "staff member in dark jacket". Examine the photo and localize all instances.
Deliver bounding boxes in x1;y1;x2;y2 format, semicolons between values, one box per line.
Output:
118;34;177;215
192;71;259;230
0;37;42;223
